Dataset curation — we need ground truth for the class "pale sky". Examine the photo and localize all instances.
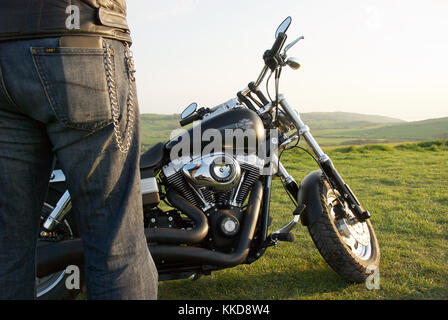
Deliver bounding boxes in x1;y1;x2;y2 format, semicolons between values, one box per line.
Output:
126;0;448;122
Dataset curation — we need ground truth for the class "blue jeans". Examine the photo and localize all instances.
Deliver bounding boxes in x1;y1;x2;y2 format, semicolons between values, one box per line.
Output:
0;37;158;299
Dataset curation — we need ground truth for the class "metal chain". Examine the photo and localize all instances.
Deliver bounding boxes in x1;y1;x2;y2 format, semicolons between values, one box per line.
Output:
103;41;136;153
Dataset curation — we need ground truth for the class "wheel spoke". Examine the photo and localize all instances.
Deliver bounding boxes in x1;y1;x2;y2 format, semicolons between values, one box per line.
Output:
327;190;372;261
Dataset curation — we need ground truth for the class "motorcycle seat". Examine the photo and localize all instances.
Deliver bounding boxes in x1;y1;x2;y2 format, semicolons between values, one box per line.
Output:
140;142;165;170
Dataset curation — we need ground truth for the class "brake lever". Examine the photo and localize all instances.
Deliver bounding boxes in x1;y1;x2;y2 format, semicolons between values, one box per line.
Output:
282;36;304;59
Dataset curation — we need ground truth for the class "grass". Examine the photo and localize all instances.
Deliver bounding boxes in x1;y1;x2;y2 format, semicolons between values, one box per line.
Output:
135;111;448;299
156;140;448;300
332;140;448;153
78;106;448;300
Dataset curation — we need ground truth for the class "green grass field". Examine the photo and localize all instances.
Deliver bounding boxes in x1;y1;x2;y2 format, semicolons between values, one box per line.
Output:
157;141;448;300
138;113;448;299
81;112;448;300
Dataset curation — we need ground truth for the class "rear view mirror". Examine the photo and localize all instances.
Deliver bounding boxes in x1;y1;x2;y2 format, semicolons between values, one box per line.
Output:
275;16;292;38
181;103;197;119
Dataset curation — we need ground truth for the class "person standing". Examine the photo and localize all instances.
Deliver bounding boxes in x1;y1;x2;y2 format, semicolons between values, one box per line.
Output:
0;0;158;299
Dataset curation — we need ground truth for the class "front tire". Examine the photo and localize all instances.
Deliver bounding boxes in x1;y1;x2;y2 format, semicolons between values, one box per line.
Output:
307;175;380;283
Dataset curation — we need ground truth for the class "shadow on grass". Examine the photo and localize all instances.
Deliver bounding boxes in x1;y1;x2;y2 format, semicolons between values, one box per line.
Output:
158;267;352;300
400;286;448;300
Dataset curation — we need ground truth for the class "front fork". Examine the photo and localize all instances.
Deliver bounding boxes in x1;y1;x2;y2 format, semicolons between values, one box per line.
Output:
41;170;72;235
277;94;371;222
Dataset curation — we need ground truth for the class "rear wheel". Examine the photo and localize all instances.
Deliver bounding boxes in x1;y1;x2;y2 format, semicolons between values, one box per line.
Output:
307;176;380;283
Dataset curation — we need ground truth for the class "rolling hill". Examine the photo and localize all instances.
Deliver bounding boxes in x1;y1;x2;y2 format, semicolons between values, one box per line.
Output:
139;112;448;150
300;112;404;130
313;116;448;146
342;117;448;140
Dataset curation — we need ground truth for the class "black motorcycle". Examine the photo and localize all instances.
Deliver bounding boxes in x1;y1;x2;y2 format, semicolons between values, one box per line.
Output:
36;17;380;299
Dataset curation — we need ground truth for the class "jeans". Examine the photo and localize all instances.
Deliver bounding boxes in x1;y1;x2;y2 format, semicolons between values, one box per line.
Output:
0;37;158;299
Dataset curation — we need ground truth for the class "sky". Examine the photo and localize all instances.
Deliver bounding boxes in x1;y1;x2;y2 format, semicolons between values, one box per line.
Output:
126;0;448;122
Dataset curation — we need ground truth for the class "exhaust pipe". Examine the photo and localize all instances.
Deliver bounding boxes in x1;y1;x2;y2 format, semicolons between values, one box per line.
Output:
36;181;263;278
36;239;84;278
149;181;263;267
144;188;209;244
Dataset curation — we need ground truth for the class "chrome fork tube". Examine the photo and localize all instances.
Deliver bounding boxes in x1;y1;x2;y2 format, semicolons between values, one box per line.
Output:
266;94;325;236
271;153;297;187
269;154;301;236
43;190;72;231
278;94;371;221
278;94;329;163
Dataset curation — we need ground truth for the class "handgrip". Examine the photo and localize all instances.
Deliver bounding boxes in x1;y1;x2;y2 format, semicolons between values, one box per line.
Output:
248;82;269;105
264;32;288;71
179;113;202;126
271;32;287;56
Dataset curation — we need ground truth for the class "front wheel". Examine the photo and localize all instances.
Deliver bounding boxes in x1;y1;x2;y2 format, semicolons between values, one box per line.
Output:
307;176;380;283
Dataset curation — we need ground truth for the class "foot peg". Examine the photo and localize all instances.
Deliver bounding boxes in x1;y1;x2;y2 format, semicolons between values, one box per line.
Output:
271;232;295;243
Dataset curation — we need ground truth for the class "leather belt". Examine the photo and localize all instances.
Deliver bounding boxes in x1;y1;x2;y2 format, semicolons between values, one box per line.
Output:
0;0;132;43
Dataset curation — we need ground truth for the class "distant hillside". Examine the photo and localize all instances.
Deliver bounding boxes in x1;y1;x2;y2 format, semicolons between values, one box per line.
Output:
139;112;447;150
302;111;404;125
301;112;404;131
341;117;448;141
140;111;403;148
140;114;179;150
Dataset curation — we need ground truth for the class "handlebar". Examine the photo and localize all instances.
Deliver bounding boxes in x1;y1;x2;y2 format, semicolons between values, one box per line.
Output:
181;27;297;121
271;32;288;56
264;32;288;71
179;107;209;126
248;82;269;105
253;32;289;89
236;32;289;115
179;113;201;126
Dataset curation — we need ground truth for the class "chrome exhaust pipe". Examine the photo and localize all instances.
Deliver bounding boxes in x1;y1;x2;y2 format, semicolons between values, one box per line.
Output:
36;181;263;278
144;188;209;245
36;239;84;278
148;181;263;267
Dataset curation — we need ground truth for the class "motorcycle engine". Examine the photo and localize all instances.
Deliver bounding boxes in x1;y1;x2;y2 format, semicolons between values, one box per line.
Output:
162;153;264;250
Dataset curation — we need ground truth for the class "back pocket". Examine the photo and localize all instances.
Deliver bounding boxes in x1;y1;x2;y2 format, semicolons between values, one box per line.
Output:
31;46;113;131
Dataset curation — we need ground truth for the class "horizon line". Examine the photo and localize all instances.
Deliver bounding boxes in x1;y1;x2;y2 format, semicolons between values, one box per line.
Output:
138;111;448;123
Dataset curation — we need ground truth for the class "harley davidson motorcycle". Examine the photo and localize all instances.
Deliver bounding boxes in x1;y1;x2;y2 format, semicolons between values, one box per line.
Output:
35;17;380;299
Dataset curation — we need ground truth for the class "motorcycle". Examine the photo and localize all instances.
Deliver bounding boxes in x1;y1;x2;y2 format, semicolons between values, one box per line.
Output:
35;17;380;299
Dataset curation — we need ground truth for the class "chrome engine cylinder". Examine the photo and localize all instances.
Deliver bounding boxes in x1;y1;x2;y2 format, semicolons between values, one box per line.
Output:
182;153;241;192
163;153;264;210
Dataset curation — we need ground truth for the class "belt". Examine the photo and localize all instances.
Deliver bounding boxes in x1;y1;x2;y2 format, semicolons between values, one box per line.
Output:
0;0;132;43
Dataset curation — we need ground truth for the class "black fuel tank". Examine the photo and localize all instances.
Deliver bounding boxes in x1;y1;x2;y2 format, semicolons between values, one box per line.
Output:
166;107;265;157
